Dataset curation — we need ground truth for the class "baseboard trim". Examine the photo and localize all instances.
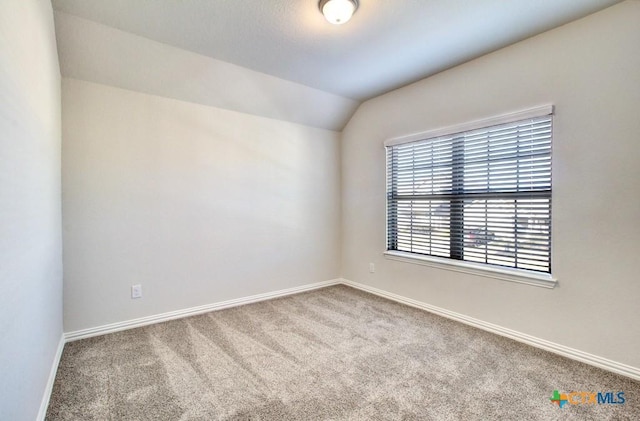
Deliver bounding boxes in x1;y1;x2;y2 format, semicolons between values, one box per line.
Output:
340;278;640;382
64;279;341;342
37;333;65;421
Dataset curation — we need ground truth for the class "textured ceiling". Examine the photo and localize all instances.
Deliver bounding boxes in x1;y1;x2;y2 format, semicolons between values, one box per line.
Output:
54;11;360;131
51;0;620;101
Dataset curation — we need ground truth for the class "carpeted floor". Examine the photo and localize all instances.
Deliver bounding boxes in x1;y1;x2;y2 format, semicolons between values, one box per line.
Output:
46;285;638;420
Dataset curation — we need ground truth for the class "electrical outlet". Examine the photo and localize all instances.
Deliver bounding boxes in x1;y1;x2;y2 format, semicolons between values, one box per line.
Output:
131;284;142;299
369;263;375;273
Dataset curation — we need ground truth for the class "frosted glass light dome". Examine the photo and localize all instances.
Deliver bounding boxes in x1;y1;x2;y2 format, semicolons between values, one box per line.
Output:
320;0;358;25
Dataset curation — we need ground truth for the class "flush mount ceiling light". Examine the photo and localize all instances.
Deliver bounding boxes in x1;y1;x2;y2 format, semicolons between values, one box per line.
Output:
319;0;359;25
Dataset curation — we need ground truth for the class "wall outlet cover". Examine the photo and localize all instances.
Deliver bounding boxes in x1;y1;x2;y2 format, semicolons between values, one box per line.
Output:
131;284;142;299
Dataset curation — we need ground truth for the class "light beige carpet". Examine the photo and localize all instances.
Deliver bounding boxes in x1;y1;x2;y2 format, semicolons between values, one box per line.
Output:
46;285;638;420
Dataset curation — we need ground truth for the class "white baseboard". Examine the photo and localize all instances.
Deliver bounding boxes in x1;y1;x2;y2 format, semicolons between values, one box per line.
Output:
340;278;640;382
37;333;65;421
65;279;341;342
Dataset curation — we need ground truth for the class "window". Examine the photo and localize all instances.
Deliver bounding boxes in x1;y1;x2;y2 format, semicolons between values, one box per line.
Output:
385;106;553;276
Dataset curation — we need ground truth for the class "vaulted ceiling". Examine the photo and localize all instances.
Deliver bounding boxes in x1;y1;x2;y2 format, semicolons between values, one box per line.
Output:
52;0;621;129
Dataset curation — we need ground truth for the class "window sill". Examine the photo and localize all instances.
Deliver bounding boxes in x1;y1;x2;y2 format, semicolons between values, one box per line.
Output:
383;251;557;289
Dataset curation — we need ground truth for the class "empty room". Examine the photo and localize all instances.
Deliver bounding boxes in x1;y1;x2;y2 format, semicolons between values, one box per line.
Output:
1;0;639;419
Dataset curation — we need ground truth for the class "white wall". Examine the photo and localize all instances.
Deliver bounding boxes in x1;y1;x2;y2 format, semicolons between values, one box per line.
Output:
341;1;640;368
62;78;341;332
0;1;63;419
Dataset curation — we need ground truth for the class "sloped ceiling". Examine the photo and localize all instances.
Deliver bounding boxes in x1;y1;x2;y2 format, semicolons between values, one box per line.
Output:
54;12;359;131
52;0;621;130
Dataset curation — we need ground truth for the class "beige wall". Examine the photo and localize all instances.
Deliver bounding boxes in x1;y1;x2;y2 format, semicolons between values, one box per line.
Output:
62;79;341;332
0;0;63;419
341;1;640;368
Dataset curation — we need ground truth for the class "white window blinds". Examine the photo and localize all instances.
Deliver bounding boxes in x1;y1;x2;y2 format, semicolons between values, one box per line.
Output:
386;109;553;273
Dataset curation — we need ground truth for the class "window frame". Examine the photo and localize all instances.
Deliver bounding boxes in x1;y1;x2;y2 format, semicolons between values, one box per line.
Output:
384;105;557;288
